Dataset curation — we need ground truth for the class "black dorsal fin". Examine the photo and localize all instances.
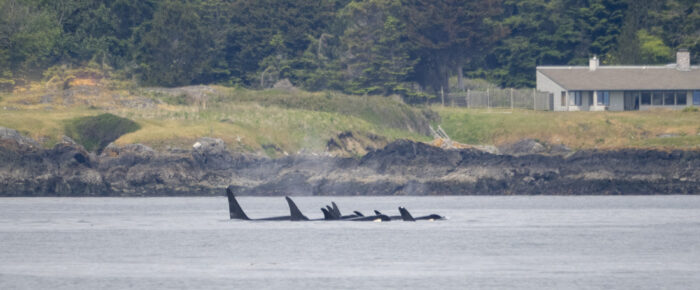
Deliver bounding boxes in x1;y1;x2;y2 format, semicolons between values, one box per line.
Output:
321;208;333;220
399;207;415;222
226;186;250;220
374;210;382;216
353;211;364;217
285;196;309;221
325;205;335;218
331;202;342;218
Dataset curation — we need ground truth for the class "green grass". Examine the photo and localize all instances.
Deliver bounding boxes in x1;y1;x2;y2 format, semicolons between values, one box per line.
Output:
0;109;97;147
636;135;700;147
211;87;436;134
0;85;431;155
436;107;700;149
116;103;428;154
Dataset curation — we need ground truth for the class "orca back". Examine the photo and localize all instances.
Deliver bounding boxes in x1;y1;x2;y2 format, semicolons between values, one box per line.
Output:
417;214;444;221
285;196;309;221
226;187;250;220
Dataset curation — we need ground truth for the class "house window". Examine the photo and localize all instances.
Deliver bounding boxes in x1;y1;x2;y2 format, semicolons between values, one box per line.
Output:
652;92;663;105
664;91;675;106
641;92;651;105
573;91;582;106
561;91;566;107
694;91;700;105
597;91;609;106
588;92;593;106
676;92;687;105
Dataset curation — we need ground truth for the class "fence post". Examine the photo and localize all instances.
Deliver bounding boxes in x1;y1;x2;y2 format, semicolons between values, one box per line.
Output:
441;86;445;107
467;89;470;109
487;88;490;109
510;88;514;110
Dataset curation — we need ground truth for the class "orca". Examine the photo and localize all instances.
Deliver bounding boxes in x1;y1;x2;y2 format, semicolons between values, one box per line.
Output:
226;187;441;223
285;196;309;221
374;210;402;220
317;202;388;221
227;187;389;222
332;202;342;218
325;205;335;218
398;207;415;221
227;186;300;221
398;207;444;221
330;201;363;220
321;208;334;220
331;202;390;221
348;214;391;222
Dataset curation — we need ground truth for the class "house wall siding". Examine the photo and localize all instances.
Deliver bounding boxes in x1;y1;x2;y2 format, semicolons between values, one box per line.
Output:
536;71;566;111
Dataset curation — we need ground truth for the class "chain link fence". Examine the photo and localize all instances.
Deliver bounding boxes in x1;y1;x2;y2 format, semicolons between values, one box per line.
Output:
437;88;552;110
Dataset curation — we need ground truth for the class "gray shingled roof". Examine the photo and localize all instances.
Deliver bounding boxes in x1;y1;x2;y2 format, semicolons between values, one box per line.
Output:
537;66;700;90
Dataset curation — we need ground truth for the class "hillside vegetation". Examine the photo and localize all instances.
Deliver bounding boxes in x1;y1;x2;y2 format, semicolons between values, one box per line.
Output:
2;75;699;155
437;107;700;150
0;80;433;156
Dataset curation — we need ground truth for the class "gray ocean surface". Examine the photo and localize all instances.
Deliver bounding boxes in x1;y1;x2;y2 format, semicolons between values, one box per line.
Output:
1;196;700;289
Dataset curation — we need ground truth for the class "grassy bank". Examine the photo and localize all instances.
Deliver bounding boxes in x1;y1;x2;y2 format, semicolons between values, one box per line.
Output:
0;84;431;155
436;107;700;149
2;79;699;155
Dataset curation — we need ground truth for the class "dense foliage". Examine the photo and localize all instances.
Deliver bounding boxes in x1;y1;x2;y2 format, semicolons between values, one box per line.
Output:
1;0;698;94
64;113;140;153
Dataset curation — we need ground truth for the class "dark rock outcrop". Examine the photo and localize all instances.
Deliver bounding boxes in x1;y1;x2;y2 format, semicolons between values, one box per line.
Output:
0;127;698;196
498;139;571;156
326;131;389;157
0;127;40;148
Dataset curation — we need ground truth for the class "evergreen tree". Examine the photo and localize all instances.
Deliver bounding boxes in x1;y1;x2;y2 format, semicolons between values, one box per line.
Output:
651;0;700;63
0;0;696;91
575;0;627;63
339;0;416;95
481;0;580;87
0;0;60;85
227;0;347;86
134;0;213;86
612;0;665;64
400;0;504;94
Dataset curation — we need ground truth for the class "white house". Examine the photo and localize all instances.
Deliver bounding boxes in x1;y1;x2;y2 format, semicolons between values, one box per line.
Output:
536;49;700;111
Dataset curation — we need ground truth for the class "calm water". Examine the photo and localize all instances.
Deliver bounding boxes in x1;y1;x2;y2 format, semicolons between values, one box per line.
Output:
1;196;699;289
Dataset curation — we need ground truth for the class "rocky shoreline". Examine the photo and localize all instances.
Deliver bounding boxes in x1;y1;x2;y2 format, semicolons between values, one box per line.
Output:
1;127;698;196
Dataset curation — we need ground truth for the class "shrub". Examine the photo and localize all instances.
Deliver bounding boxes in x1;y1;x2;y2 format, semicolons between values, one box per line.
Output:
64;113;140;153
682;106;698;112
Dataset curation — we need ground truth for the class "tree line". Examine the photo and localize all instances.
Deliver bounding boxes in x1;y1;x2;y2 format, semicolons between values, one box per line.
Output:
1;0;698;99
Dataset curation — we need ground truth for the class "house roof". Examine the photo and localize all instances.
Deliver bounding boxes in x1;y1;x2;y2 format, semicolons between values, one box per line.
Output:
537;65;700;91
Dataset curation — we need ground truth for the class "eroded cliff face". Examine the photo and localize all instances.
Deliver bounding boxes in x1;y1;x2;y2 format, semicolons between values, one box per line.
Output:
1;128;698;196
